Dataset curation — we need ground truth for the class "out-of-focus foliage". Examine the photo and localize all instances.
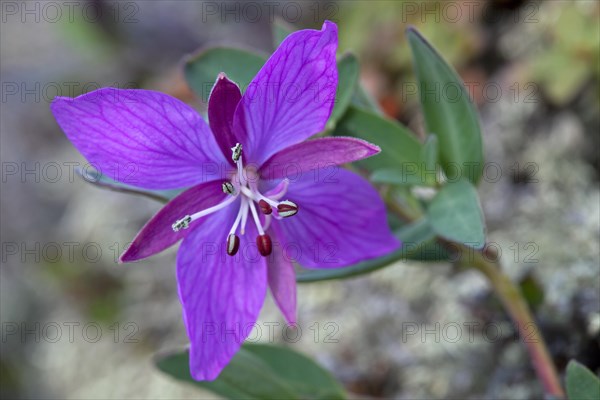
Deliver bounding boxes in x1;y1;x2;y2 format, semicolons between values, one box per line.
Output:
337;0;481;70
508;2;600;105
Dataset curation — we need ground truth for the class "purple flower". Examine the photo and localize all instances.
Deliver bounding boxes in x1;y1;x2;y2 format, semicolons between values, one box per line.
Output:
51;21;399;380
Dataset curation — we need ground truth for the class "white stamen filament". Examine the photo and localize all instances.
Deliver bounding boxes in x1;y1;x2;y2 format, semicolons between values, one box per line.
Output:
262;214;272;231
248;198;265;236
236;161;245;186
240;197;249;235
230;197;247;235
188;195;236;223
242;179;293;211
256;192;279;208
239;186;254;198
240;186;277;208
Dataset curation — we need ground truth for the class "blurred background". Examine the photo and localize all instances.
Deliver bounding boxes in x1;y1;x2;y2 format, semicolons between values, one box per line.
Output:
1;0;598;398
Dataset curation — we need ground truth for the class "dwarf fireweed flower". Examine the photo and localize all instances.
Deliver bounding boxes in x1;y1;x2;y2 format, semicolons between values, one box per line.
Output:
51;21;399;380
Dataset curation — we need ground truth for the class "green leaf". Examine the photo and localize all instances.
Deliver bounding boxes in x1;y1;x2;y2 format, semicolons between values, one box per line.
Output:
76;168;182;203
327;53;360;130
351;85;383;114
422;135;439;172
371;168;436;187
296;217;445;283
185;47;267;102
388;186;426;220
398;217;437;249
427;180;485;248
333;106;423;173
566;360;600;400
370;135;438;186
156;345;346;400
407;27;484;184
392;217;451;261
244;344;346;399
156;348;297;399
406;239;451;262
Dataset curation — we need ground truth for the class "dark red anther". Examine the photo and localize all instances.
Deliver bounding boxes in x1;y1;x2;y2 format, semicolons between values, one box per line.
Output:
258;199;272;215
256;234;272;256
277;200;299;218
226;234;240;256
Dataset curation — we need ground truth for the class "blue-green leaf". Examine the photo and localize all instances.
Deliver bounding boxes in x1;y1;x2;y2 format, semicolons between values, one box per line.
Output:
371;168;436;187
244;344;346;399
156;348;297;399
566;360;600;400
351;85;383;114
296;217;446;283
327;53;360;130
427;180;485;248
185;47;267;102
333;106;422;172
370;134;439;187
407;27;484;184
156;345;346;400
422;135;439;173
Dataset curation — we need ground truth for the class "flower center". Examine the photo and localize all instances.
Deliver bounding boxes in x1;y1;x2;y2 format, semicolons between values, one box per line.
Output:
171;143;299;257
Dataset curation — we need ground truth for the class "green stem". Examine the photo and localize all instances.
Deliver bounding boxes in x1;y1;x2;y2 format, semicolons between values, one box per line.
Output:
468;249;565;398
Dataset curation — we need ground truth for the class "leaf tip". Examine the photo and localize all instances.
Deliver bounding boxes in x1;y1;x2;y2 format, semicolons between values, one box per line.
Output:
405;25;425;41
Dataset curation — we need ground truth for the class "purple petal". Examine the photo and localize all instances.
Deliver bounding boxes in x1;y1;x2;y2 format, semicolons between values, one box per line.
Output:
259;137;380;180
120;180;229;262
51;88;229;190
177;208;267;381
275;168;400;269
234;21;338;165
268;224;297;325
208;74;242;162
